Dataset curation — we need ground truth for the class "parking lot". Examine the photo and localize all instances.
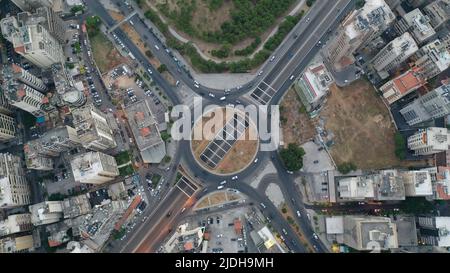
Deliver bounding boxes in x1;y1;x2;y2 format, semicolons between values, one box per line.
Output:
301;141;335;173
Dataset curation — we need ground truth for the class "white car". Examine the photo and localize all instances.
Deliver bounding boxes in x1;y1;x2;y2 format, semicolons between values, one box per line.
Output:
217;185;224;190
129;20;134;26
296;211;301;217
258;70;263;76
270;55;275;62
147;68;153;75
287;170;294;174
289;75;295;80
231;176;238;180
194;84;200;88
220;180;227;185
254;158;259;163
154;45;160;50
313;233;319;240
219;96;226;101
208;93;215;98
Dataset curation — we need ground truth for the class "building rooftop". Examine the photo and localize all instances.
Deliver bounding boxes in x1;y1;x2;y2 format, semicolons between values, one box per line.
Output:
393;70;424;94
326;216;344;234
0;235;34;253
401;169;434;196
374;170;406;200
29;201;63;226
435;217;450;247
70;151;119;184
61;194;92;219
403;8;436;43
337;176;375;200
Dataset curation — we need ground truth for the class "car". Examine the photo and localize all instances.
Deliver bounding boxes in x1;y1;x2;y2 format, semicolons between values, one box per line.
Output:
260;203;267;209
289;75;295;80
154;45;160;50
166;211;172;217
313;233;319;240
231;176;238;180
254;158;259;163
282;229;288;235
194;84;200;89
306;17;310;23
175;80;180;86
258;70;263;76
220;180;227;185
208;93;215;98
129;20;134;26
147;68;153;75
236;85;242;90
296;211;301;217
217;185;224;190
287;170;294;174
181;207;186;213
165;48;170;54
219;96;226;101
358;202;365;205
194;80;200;85
270;55;275;62
313;160;319;164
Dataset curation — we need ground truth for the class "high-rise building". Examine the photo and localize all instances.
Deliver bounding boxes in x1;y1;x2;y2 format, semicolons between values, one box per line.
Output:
10;0;55;11
417;216;450;247
3;82;49;117
343;216;398;251
0;213;32;237
400;168;434;196
29;201;63;226
412;37;450;81
0;153;31;208
0;92;13;116
325;0;395;68
24;126;81;170
394;8;436;45
70;151;119;184
4;64;47;92
0;113;16;142
72;105;117;151
379;69;425;104
408;127;450;155
400;83;450;126
17;6;66;44
0;15;64;69
370;32;419;78
423;0;450;30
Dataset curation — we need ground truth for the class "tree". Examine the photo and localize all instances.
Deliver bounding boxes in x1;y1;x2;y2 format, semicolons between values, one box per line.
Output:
337;162;357;174
145;50;153;58
355;0;366;9
157;64;168;73
400;197;434;214
70;5;84;14
280;143;306;172
281;207;287;214
86;16;101;36
161;131;171;142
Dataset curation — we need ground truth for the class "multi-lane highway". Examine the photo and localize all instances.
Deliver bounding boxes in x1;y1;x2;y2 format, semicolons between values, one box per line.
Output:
83;0;357;253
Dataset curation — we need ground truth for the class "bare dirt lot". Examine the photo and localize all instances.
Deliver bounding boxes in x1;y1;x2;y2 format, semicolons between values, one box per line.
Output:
321;80;427;170
280;87;316;146
90;32;127;74
191;107;259;175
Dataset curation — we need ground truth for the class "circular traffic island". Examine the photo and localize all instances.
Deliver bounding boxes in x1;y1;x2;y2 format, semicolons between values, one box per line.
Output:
191;106;259;176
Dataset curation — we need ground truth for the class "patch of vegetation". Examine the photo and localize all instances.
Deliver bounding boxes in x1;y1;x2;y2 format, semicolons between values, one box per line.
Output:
73;41;81;54
211;43;232;59
207;0;224;11
70;5;84;14
66;62;75;69
115;151;131;165
394;132;406;160
145;50;153;58
48;193;67;201
234;37;261;56
153;173;162;184
163;155;172;163
281;207;287;214
119;165;134;177
86;15;102;37
264;12;303;51
157;64;168;73
22;112;36;128
400;197;434;214
144;9;169;35
306;0;316;7
112;228;126;240
337;162;357;174
280;143;305;172
161;131;171;142
355;0;366;9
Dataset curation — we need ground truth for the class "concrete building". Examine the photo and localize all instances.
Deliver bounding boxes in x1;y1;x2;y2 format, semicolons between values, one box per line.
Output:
0;213;32;237
10;0;56;11
29;201;63;226
72;105;117;151
412;37;450;81
418;216;450;247
401;168;434;196
337;176;375;201
400;83;450;126
3;64;47;92
70;151;119;185
408;127;450;155
0;113;16;142
343;216;398;251
379;69;425;104
23;125;80;170
370;32;419;79
373;169;406;201
0;15;64;69
0;93;13;116
395;8;436;45
0;153;31;208
61;194;91;219
293;61;334;117
434;166;450;200
51;63;86;107
424;0;450;30
325;0;395;68
0;235;34;253
17;6;66;44
124;100;166;163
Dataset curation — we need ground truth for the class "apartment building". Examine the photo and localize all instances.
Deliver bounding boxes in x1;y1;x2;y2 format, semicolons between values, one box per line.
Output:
424;0;450;30
379;69;425;104
417;216;450;247
370;32;419;79
72;105;117;151
400;83;450;126
0;213;32;237
343;216;398;251
0;235;34;253
124;100;165;163
408;127;450;155
52;63;86;107
401;169;434;196
395;8;436;45
0;15;64;68
4;64;47;92
325;0;395;68
29;201;63;226
17;6;66;44
412;37;450;81
70;151;119;184
0;153;31;208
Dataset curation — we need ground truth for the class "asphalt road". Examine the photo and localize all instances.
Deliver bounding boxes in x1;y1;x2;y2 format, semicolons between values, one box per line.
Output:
84;0;357;253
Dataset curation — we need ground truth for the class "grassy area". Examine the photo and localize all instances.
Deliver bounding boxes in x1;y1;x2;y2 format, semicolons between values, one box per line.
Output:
119;165;134;177
89;31;125;73
152;174;162;188
114;151;131;166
